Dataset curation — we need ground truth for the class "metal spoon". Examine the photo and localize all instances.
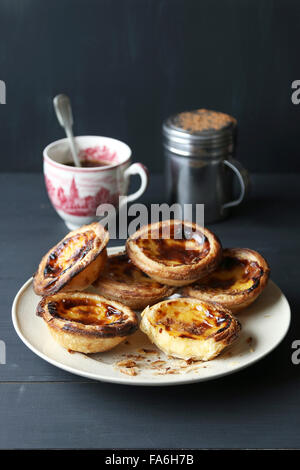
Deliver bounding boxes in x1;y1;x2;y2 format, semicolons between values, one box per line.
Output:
53;94;81;167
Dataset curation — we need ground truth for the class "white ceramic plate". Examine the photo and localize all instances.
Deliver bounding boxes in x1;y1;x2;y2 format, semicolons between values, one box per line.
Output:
12;246;291;386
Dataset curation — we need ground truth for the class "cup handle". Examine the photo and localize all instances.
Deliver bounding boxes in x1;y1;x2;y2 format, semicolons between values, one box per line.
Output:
222;159;250;210
120;162;149;206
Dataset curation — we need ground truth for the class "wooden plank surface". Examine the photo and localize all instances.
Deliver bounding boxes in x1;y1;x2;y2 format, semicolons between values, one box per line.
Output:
0;173;299;448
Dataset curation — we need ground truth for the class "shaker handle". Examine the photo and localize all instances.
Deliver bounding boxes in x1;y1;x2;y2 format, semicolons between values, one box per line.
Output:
222;159;250;210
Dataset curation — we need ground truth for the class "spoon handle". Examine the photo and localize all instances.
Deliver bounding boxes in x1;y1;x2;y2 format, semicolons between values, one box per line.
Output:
53;94;81;167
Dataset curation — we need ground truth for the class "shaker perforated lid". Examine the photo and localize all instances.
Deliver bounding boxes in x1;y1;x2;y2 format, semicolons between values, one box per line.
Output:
163;109;237;155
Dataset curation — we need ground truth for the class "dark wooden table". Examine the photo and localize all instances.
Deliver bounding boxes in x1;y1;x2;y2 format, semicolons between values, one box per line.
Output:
0;172;299;449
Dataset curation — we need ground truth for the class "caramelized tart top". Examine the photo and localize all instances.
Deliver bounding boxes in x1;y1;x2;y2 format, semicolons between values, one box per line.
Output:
192;248;267;295
131;220;211;267
48;297;125;326
44;230;96;280
100;253;163;287
37;292;138;338
148;298;234;341
33;222;109;295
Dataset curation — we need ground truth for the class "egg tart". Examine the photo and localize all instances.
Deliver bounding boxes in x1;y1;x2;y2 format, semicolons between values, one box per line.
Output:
140;297;241;361
183;248;270;312
33;222;109;296
126;220;222;286
93;251;175;310
37;292;138;353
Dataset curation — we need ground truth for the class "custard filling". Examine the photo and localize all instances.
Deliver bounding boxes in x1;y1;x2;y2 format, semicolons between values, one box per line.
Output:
44;230;96;278
149;299;229;340
136;223;210;266
48;298;126;326
104;254;163;287
195;256;263;294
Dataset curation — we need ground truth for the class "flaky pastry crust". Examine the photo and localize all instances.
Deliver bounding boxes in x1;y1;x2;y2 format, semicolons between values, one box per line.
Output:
93;251;175;310
126;220;222;286
183;248;270;312
37;291;138;353
140;297;241;361
33;222;109;296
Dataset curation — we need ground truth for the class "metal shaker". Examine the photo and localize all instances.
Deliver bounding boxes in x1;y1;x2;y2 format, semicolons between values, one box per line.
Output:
163;109;250;223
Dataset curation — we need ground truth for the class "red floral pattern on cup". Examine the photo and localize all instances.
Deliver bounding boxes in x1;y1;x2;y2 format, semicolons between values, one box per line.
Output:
43;136;149;230
45;175;119;217
78;145;118;164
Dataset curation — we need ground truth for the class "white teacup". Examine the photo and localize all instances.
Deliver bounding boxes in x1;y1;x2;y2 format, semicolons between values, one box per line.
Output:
43;135;149;230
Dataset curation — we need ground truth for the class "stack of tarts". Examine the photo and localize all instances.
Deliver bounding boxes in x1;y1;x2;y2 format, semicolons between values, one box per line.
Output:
33;220;270;365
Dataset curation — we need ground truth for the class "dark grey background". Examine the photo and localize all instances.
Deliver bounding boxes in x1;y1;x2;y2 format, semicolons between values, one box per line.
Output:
0;0;300;173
